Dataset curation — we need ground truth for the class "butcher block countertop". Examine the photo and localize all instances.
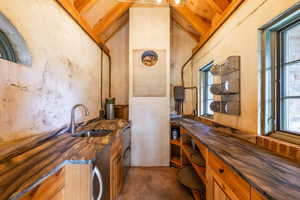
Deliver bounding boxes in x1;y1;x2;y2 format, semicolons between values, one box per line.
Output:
0;119;129;200
174;118;300;200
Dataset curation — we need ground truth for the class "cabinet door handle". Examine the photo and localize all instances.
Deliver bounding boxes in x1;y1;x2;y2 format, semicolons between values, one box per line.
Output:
92;166;103;200
219;168;224;174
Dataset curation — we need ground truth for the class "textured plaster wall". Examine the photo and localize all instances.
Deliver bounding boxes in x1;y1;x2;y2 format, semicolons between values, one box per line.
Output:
107;23;129;105
171;21;197;115
192;0;299;135
0;0;107;142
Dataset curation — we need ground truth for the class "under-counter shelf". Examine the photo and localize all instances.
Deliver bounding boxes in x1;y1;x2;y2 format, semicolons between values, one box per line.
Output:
170;156;181;167
170;139;181;146
182;144;206;184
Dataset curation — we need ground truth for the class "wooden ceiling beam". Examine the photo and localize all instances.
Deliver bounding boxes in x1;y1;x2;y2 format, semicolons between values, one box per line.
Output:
74;0;98;13
172;5;211;36
193;0;245;53
204;0;230;14
56;0;110;54
93;2;133;36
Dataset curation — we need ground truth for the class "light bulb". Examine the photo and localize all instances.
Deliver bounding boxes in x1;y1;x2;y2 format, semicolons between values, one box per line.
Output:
157;0;163;3
175;0;180;4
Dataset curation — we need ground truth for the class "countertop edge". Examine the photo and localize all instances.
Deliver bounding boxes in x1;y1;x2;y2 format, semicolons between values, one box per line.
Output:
9;159;93;200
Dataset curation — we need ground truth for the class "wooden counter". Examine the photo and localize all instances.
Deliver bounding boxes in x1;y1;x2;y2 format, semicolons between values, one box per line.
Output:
175;118;300;200
0;119;129;200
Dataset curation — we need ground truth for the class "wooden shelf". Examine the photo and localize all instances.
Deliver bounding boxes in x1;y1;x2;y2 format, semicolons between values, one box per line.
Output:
182;144;206;183
170;139;181;146
170;156;181;166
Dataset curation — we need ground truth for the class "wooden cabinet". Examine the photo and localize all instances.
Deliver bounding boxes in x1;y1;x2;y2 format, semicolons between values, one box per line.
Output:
20;164;92;200
213;180;230;200
206;150;252;200
208;152;251;200
179;126;267;200
110;138;124;200
110;152;122;200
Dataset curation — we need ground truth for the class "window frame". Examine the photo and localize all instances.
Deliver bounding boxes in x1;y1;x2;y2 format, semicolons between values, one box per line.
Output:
259;2;300;137
199;61;214;118
277;20;300;135
0;30;17;62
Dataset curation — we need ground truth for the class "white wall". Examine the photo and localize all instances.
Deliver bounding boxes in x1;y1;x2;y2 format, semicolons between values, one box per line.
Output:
192;0;299;135
107;23;129;105
171;21;197;114
0;0;108;142
129;7;170;166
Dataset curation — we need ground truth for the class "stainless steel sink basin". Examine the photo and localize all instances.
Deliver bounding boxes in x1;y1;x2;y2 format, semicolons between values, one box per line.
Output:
72;129;112;137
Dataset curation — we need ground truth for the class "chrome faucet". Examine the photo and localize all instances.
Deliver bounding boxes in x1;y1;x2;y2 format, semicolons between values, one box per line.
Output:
69;104;89;134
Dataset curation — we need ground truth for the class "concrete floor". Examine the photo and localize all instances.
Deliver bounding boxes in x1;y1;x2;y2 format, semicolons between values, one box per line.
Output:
118;167;193;200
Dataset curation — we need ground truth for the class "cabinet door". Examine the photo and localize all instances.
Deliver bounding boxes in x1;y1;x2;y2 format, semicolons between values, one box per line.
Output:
213;180;230;200
117;153;123;195
111;152;122;200
65;164;92;200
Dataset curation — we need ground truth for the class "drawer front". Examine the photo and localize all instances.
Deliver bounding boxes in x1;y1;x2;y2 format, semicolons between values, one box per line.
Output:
208;151;250;200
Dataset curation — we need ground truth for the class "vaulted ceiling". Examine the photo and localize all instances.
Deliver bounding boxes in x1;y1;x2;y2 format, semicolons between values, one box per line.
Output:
56;0;244;54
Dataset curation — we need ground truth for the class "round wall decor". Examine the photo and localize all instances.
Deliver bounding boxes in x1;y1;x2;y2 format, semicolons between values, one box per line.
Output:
141;50;158;67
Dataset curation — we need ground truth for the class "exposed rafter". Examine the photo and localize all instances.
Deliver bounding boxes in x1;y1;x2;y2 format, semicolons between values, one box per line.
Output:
101;12;129;43
204;0;230;14
93;3;133;38
172;5;211;36
172;10;200;42
56;0;110;54
193;0;245;53
74;0;98;13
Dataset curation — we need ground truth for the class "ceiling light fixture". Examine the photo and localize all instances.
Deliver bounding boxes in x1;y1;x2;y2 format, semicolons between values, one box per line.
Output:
118;0;185;6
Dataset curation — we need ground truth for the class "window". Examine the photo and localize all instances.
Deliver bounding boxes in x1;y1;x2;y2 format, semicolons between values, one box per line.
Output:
200;62;214;117
0;13;32;66
0;30;16;62
278;21;300;134
260;4;300;136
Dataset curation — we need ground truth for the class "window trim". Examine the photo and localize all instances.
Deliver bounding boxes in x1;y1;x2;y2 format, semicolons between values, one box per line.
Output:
199;61;214;118
277;20;300;135
0;30;17;62
259;2;300;136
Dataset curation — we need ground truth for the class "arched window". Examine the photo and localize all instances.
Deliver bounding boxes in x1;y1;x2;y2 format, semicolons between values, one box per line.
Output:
0;30;17;62
0;12;32;66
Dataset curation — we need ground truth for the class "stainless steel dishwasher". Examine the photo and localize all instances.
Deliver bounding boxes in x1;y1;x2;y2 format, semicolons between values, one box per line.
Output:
94;144;111;200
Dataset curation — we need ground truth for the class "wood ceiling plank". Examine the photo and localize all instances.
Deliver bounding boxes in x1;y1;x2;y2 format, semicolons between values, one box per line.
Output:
172;5;211;36
75;0;98;13
100;12;129;43
93;2;133;36
172;15;200;42
193;0;245;53
204;0;230;14
56;0;110;54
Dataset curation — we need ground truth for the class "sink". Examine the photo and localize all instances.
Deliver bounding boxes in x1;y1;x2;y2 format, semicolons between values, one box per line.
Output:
72;129;112;138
